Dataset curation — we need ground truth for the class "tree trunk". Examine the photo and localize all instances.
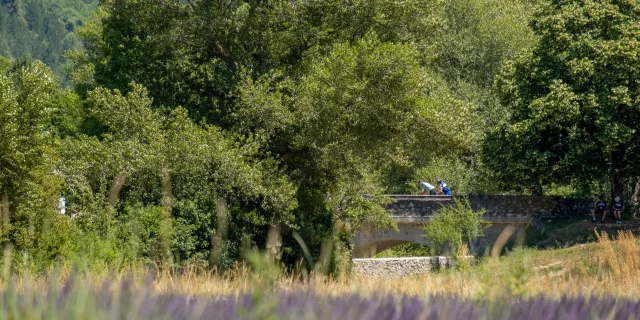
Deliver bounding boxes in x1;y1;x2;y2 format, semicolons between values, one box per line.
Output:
160;167;173;265
161;167;173;217
0;194;8;237
107;171;126;208
632;177;640;218
209;197;229;267
0;193;10;249
632;177;640;205
266;222;282;262
610;148;627;201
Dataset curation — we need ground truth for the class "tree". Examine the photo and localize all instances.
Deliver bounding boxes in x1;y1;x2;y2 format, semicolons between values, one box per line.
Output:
0;59;58;212
423;197;486;249
485;0;640;199
58;84;297;267
232;31;493;270
0;58;78;265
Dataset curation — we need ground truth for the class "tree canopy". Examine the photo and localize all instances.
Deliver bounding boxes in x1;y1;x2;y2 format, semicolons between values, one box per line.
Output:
0;0;99;83
485;0;640;199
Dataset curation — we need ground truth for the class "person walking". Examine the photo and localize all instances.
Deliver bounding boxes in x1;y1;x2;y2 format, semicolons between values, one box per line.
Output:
437;179;451;196
612;196;624;224
592;196;606;223
418;179;436;195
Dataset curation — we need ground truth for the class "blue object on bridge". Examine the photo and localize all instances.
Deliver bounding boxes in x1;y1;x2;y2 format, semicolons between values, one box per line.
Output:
438;180;451;195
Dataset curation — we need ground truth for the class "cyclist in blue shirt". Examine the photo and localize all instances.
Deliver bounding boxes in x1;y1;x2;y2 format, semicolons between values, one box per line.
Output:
437;179;451;196
612;196;624;224
418;179;436;195
591;196;606;223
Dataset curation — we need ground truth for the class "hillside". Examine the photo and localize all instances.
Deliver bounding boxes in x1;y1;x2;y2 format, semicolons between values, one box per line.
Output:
0;0;98;83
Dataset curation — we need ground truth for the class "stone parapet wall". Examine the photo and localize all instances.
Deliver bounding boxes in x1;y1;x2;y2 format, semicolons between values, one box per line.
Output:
352;257;452;277
466;195;592;220
385;195;593;222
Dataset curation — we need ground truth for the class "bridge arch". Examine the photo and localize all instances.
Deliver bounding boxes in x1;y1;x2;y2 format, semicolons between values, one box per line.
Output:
352;240;414;258
352;222;427;258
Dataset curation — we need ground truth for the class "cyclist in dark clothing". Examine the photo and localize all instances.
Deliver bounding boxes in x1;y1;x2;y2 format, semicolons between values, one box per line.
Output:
528;184;541;196
592;196;606;223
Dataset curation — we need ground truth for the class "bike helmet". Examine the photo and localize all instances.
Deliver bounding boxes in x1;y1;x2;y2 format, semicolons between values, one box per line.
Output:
615;196;621;202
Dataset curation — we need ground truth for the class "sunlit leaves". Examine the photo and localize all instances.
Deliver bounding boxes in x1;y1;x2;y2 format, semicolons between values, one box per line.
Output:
0;61;58;195
486;0;640;194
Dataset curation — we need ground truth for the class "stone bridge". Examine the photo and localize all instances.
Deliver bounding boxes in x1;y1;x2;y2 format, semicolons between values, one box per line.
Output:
352;195;593;258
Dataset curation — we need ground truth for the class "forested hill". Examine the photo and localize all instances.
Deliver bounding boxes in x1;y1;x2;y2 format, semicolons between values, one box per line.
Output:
0;0;98;83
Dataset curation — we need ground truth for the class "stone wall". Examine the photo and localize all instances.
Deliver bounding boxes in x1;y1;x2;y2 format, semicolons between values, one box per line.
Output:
386;195;593;222
352;257;453;277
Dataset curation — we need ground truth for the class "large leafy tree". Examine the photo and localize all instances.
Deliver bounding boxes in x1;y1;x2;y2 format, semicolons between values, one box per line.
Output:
71;0;448;124
485;0;640;198
0;58;77;265
64;0;538;268
60;84;297;266
0;59;58;199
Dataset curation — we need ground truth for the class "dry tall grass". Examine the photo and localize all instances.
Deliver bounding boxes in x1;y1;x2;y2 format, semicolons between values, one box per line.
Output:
3;230;640;300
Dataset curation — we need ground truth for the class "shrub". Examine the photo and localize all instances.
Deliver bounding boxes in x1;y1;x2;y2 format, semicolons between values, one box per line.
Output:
374;243;439;258
423;197;486;250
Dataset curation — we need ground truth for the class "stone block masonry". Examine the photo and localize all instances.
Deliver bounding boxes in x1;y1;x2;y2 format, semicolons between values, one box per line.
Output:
385;195;594;222
352;257;453;277
351;194;594;257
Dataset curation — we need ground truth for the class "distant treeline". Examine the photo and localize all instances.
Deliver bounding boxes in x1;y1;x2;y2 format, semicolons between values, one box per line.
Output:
0;0;98;83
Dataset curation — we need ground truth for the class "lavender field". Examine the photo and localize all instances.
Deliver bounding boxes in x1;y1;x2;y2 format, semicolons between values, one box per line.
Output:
3;277;640;320
0;230;638;319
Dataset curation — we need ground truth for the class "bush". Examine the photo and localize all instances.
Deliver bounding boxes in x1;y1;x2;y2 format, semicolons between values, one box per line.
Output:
423;197;486;251
374;243;439;258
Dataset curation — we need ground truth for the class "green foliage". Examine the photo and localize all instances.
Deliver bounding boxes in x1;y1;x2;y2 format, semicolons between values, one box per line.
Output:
374;243;439;258
423;198;486;249
118;204;170;264
428;0;537;89
56;84;298;268
0;60;58;195
0;0;99;83
0;60;76;265
0;0;560;272
414;156;499;195
485;0;640;198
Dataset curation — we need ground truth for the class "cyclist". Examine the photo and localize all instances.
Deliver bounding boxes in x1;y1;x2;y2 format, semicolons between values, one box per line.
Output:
418;179;436;195
612;196;624;224
592;196;606;223
437;179;452;196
